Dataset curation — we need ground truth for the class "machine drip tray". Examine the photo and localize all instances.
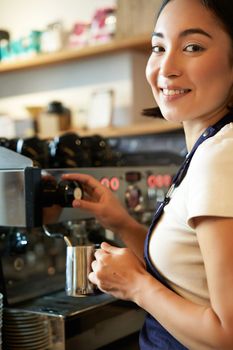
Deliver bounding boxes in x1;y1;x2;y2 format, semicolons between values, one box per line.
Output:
16;290;115;317
3;292;145;350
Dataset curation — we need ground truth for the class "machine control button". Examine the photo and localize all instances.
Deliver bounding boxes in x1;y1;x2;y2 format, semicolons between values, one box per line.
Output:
100;177;110;188
110;177;120;191
163;174;172;188
125;185;143;212
147;175;157;188
155;175;164;188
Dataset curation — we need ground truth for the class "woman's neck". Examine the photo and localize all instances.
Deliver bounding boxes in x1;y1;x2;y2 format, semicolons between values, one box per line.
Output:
183;110;229;152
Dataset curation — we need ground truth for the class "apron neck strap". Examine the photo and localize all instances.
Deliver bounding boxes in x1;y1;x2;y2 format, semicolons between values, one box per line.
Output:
173;111;233;188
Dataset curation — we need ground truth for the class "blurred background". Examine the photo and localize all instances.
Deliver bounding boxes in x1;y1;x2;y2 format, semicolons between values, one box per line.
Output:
0;0;171;141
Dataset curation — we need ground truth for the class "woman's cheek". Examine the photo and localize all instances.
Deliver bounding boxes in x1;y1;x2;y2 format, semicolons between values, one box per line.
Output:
146;55;157;86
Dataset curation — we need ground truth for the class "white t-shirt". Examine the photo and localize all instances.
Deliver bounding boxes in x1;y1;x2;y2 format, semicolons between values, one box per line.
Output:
149;123;233;306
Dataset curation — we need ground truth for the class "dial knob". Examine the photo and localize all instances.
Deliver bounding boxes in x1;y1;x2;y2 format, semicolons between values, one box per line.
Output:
57;180;83;207
42;179;83;207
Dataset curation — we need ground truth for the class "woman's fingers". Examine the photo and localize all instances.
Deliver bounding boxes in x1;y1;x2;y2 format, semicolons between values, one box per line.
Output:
88;271;98;285
72;198;100;212
88;244;145;299
62;173;104;197
63;173;106;205
62;172;129;234
100;242;121;254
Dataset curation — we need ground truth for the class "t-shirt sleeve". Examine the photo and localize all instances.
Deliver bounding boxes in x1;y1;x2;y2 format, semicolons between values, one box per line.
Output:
187;131;233;228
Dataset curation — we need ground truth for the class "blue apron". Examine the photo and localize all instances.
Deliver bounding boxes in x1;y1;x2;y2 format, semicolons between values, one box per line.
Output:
140;112;233;350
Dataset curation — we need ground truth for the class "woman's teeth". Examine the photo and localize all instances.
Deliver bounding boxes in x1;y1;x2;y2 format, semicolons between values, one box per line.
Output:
162;89;188;96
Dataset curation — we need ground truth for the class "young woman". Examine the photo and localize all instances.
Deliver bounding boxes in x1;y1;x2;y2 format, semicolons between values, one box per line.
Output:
63;0;233;348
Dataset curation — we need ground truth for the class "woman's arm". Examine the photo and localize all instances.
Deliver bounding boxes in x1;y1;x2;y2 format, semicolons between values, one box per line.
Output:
90;217;233;350
62;173;147;259
140;216;233;350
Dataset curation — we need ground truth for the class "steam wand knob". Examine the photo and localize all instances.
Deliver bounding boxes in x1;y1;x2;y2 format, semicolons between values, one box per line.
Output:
57;180;83;207
42;179;83;207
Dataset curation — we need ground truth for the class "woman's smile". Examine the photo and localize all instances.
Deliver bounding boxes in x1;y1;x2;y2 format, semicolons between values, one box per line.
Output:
160;87;191;101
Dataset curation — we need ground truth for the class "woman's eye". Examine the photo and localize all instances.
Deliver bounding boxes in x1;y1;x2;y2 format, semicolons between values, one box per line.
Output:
152;45;165;53
185;44;204;53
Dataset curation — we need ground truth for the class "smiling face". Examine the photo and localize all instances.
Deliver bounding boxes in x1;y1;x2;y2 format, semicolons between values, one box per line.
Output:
146;0;233;126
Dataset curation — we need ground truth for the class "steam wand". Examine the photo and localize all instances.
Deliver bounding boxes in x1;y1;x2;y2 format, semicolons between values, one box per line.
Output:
42;225;73;247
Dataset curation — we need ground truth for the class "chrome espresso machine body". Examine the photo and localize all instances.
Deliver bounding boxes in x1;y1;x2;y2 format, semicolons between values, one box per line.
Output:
0;130;185;350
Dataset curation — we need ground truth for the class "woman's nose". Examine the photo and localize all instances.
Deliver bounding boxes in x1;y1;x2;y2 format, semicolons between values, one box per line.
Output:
159;51;182;78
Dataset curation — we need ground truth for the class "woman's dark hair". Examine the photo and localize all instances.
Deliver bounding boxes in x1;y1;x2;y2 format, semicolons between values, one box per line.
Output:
143;0;233;118
158;0;233;39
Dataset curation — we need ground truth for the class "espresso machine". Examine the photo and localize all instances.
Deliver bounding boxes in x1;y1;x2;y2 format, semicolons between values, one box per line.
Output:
0;129;185;350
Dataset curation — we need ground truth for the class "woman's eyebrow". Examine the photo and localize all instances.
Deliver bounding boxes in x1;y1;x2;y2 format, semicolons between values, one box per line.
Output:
152;28;213;39
180;28;213;39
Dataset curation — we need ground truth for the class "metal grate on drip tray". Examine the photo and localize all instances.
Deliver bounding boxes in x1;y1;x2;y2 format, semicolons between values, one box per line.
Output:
2;309;53;350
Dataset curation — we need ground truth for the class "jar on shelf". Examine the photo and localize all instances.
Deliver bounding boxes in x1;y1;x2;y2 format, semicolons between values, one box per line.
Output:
39;101;71;138
89;7;117;44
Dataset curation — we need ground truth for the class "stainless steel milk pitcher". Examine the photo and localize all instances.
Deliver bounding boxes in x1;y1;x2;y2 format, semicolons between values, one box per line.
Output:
66;245;96;296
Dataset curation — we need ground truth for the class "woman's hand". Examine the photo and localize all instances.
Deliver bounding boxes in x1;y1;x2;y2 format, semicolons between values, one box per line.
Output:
89;242;147;301
62;173;148;260
62;173;134;233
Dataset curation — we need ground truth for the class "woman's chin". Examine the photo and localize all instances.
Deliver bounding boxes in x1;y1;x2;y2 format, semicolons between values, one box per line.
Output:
161;113;183;124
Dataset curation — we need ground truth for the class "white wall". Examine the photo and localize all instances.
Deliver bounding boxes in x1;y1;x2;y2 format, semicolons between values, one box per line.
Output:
0;52;136;127
0;0;116;38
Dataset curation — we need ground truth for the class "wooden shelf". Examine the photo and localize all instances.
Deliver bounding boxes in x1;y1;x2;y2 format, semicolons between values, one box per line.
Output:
40;120;182;139
0;34;151;73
